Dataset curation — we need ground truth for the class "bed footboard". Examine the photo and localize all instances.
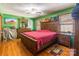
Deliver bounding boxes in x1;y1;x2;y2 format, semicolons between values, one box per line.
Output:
19;33;38;54
19;33;58;55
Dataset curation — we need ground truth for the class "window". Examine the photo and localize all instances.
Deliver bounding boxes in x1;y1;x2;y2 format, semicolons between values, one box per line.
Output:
59;14;74;33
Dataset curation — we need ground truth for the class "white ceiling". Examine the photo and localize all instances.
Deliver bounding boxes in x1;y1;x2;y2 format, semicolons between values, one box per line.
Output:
0;3;75;18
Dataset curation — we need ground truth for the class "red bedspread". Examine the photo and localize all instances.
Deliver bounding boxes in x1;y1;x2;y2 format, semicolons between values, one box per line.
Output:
21;30;57;50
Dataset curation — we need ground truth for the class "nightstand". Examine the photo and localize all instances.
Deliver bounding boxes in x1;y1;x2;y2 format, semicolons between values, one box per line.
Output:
58;32;74;47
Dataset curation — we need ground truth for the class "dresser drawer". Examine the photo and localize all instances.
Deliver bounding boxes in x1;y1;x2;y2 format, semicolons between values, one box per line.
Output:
59;34;70;42
58;34;70;47
59;35;65;40
60;41;70;47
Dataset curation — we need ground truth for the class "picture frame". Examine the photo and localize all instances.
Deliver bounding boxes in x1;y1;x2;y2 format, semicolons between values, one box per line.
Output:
4;18;18;28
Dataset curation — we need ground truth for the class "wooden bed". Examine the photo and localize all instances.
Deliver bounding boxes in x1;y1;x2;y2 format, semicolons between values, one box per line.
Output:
17;21;59;55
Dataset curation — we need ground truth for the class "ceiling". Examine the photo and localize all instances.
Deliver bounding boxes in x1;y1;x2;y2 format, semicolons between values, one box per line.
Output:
0;3;75;18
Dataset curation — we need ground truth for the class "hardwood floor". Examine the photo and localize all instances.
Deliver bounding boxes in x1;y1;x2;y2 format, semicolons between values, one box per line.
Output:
0;39;70;56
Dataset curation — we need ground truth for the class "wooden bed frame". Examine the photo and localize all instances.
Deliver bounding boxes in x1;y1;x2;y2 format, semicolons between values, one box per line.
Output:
17;21;59;55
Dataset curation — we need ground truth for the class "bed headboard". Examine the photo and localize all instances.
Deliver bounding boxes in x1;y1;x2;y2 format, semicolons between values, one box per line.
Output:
40;21;59;32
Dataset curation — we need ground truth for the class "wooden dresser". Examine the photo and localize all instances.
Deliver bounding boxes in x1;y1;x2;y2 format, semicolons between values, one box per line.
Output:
58;33;72;47
58;14;74;48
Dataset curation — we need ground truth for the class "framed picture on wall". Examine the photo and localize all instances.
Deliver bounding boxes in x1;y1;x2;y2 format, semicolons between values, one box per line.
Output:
4;18;18;28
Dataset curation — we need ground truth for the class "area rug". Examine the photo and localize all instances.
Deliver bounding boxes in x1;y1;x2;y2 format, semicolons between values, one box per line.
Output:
48;44;63;56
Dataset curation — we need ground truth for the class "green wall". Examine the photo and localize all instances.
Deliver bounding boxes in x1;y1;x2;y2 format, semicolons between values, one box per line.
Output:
1;14;20;29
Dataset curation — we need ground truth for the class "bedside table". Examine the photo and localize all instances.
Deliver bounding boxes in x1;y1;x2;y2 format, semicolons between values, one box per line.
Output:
58;32;74;47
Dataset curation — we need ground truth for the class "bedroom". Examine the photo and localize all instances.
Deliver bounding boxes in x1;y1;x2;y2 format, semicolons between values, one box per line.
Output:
0;3;78;56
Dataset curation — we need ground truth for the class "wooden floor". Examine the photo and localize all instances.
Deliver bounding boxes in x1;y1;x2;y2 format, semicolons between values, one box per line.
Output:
0;39;70;56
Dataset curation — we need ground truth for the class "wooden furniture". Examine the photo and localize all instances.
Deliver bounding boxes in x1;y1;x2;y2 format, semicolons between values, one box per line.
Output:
74;20;79;56
17;21;59;55
20;18;28;28
58;14;74;48
17;28;31;38
18;30;58;55
58;33;74;47
58;34;70;47
40;21;59;32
